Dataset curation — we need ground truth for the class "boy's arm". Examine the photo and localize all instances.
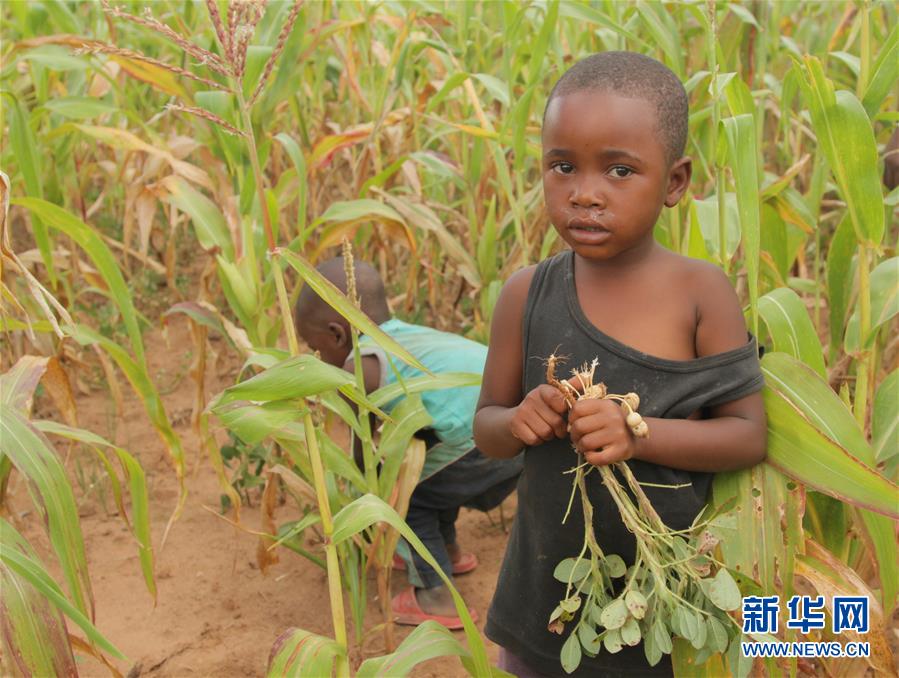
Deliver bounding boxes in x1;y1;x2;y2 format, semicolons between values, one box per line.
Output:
569;265;766;472
474;266;569;459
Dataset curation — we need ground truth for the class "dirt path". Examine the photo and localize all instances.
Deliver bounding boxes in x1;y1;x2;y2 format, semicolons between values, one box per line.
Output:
15;322;510;677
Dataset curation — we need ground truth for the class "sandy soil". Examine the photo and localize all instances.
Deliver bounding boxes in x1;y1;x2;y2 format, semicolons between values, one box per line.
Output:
13;321;511;677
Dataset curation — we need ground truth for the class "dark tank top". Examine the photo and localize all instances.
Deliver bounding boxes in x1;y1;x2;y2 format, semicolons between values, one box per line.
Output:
485;251;764;677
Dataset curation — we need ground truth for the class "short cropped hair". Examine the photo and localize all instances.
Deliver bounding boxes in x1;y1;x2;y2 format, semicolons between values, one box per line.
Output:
545;52;689;163
295;256;390;327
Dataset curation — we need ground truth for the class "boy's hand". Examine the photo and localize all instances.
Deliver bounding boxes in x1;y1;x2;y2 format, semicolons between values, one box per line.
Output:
509;385;569;446
569;399;637;466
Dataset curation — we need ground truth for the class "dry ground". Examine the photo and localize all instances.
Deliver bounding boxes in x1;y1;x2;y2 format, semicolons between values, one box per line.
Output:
12;320;510;677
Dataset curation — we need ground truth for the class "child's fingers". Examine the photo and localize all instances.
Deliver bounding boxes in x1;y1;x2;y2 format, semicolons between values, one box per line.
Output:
538;384;570;415
584;446;626;466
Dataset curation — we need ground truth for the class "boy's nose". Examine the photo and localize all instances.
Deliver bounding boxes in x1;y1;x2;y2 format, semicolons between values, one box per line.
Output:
569;180;606;208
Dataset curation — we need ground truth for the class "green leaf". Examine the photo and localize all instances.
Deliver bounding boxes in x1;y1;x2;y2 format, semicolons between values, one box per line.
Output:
603;628;623;654
758;288;826;377
706;617;729;654
330;494;490;676
66;324;186;488
356;621;482;677
691;193;740;260
265;627;343;677
721;114;761;336
278;249;430;374
625;589;647;619
707;568;741;611
13;199;145;363
861;22;899;117
0;405;93;620
19;45;88;70
377;394;432;498
600;598;628;630
43;97;116;120
369;372;481;409
620;617;642;647
2;94;52;280
210;354;384;418
274;133;308;236
873;370;898;464
1;519;78;677
604;554;626;578
163;177;234;259
35;421;155;600
826;215;855;361
761;355;898;518
553;558;592;584
845;257;899;351
796;57;884;246
560;630;583;674
1;519;125;664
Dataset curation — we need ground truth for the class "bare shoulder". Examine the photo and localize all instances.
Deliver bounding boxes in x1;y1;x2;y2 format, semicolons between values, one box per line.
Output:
670;254;749;356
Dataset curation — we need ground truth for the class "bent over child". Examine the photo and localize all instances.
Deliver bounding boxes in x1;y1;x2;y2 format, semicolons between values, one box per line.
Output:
295;257;522;630
474;52;766;677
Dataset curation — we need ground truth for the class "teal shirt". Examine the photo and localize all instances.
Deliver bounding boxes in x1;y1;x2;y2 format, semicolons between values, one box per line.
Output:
359;319;486;479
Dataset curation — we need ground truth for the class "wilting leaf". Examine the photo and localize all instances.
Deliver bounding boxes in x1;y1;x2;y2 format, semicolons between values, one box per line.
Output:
265;627;343;677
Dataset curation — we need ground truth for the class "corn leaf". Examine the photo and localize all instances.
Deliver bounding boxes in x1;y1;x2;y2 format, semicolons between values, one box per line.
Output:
796;57;884;246
274;133;308;236
377;394;432;498
369;372;482;409
721;114;760;336
12;198;145;363
825;216;855;361
0;404;93;620
844;257;898;352
356;621;486;678
761;355;898;518
872;369;898;466
277;248;430;374
162;177;234;259
265;627;344;677
758;288;826;377
34;420;155;600
210;353;385;418
331;494;490;676
1;518;125;662
0;355;49;413
861;22;899;117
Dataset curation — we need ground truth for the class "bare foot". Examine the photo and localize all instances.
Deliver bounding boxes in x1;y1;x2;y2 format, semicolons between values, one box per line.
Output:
415;584;458;617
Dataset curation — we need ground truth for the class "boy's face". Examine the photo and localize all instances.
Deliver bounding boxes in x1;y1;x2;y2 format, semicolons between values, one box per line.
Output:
296;317;350;367
542;90;690;262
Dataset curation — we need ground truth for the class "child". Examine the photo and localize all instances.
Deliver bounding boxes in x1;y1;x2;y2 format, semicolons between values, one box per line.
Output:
294;257;523;630
473;52;766;676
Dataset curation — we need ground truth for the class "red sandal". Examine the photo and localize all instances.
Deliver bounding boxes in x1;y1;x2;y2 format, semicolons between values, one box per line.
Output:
392;552;479;576
391;586;478;630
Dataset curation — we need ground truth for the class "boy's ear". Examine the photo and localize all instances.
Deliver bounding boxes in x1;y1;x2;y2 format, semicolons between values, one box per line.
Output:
328;321;348;347
664;157;692;207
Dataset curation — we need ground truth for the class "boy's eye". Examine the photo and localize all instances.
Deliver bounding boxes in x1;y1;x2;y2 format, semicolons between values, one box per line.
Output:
609;165;634;178
551;162;575;175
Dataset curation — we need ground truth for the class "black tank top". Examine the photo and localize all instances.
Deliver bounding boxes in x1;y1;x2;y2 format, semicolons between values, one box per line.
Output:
485;251;764;677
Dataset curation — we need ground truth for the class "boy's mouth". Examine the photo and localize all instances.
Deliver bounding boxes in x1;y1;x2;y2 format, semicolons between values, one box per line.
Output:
568;220;612;244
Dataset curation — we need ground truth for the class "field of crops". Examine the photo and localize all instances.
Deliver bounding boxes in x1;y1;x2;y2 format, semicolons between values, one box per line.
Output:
1;0;897;676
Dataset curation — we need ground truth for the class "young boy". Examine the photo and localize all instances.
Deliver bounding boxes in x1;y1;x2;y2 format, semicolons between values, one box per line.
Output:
294;257;523;630
474;52;766;676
